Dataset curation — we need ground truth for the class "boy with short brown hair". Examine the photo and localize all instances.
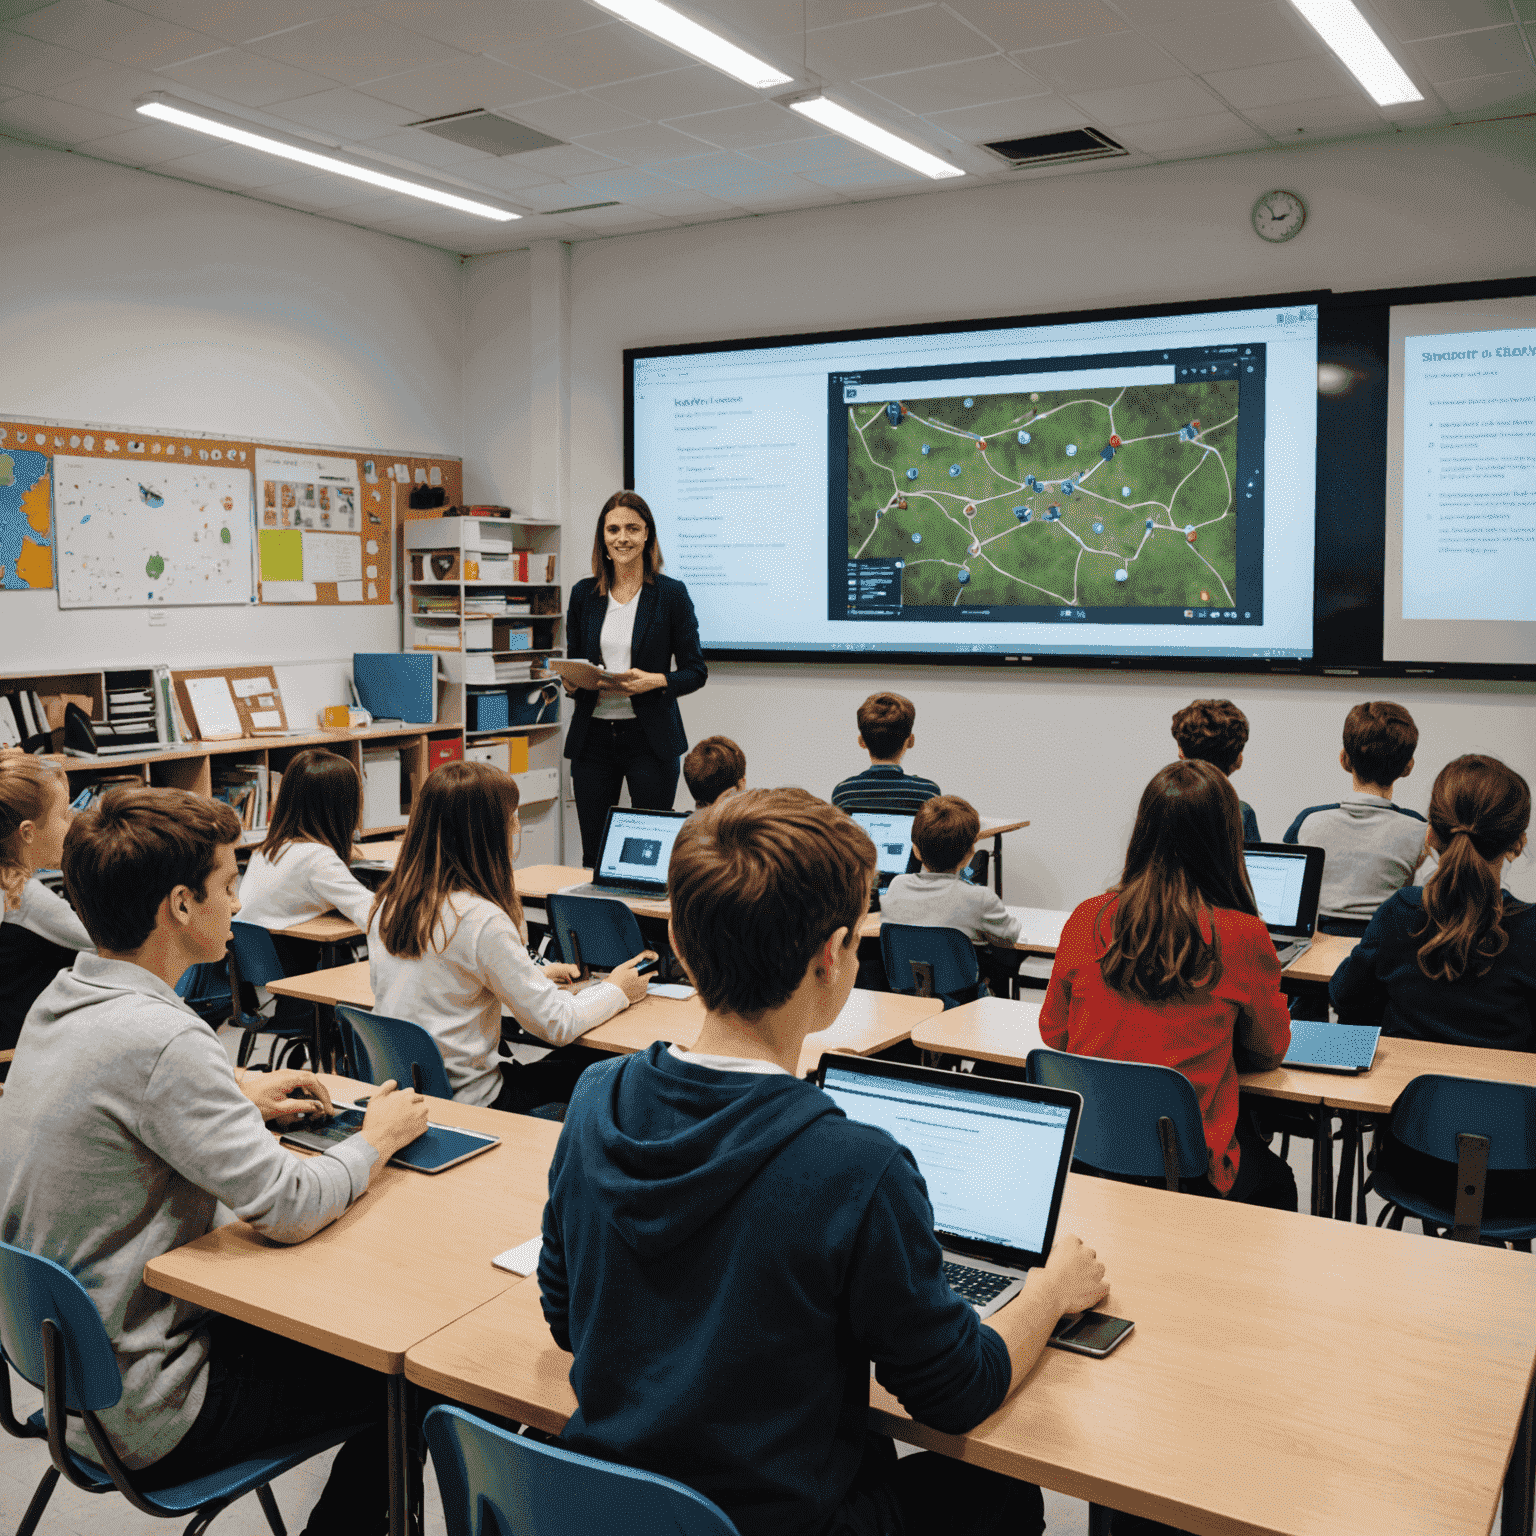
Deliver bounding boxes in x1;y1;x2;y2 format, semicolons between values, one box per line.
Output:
682;734;746;809
539;788;1106;1536
831;691;942;815
1171;697;1261;841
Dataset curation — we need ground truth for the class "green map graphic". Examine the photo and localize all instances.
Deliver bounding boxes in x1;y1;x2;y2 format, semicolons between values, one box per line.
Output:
847;382;1240;610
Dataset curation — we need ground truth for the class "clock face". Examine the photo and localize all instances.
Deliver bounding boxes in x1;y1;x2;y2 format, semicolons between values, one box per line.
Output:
1252;190;1305;243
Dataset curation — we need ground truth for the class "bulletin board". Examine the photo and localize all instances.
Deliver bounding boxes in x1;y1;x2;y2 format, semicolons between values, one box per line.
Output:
0;416;460;609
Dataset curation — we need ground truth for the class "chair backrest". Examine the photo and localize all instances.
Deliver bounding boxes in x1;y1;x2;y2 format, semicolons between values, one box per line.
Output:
547;893;646;974
423;1405;741;1536
1390;1075;1536;1170
0;1242;121;1412
229;921;288;990
335;1004;454;1099
879;923;979;1001
1026;1048;1208;1183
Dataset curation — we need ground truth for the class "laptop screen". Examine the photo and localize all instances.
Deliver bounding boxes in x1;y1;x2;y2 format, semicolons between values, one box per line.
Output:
595;809;688;888
850;811;914;878
820;1061;1075;1260
1244;848;1309;929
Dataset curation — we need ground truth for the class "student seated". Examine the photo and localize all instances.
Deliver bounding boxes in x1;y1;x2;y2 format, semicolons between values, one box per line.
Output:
540;787;1109;1536
1041;760;1297;1210
1171;697;1260;842
0;785;428;1532
831;690;941;814
1283;701;1427;936
0;751;93;1076
1330;754;1533;1050
682;734;746;810
369;760;651;1115
237;748;375;939
880;795;1020;948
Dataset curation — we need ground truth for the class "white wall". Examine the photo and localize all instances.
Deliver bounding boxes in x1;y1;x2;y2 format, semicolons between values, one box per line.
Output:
0;134;465;702
548;121;1535;899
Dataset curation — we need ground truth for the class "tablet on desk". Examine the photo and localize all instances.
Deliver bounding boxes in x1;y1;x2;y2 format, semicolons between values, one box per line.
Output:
1282;1021;1381;1075
281;1105;501;1173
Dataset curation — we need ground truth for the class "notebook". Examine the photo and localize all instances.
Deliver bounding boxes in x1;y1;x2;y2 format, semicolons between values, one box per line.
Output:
281;1105;500;1174
1243;843;1326;968
818;1055;1080;1319
1283;1020;1381;1074
589;807;691;900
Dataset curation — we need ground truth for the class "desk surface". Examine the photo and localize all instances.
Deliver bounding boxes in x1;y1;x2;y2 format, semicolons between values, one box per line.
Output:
143;1075;555;1375
404;1169;1536;1536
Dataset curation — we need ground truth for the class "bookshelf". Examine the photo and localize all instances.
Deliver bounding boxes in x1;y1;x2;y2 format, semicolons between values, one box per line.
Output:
402;516;563;809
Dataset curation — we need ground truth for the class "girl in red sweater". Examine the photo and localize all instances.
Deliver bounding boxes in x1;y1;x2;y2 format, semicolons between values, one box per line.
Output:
1041;759;1296;1209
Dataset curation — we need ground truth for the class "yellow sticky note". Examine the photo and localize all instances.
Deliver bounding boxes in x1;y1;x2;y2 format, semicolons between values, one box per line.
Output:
259;529;304;582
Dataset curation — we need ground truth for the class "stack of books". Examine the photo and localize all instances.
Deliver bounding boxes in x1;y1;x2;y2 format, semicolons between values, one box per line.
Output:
212;761;271;831
412;594;460;616
103;679;159;747
69;775;144;811
494;658;541;684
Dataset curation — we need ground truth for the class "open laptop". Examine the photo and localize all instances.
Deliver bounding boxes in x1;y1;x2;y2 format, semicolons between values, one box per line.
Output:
1283;1019;1381;1074
588;807;692;900
849;811;923;909
1243;843;1325;968
818;1055;1081;1319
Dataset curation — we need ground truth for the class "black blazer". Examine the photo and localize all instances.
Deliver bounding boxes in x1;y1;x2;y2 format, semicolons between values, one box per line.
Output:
563;572;707;763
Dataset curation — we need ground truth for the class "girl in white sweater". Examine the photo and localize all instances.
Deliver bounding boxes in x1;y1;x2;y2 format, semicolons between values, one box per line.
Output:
369;760;651;1115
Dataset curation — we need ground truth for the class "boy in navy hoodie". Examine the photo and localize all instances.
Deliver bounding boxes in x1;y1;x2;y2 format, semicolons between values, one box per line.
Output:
539;787;1108;1536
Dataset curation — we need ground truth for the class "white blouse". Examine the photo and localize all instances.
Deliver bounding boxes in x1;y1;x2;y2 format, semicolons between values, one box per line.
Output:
591;590;639;721
237;841;375;932
368;893;629;1107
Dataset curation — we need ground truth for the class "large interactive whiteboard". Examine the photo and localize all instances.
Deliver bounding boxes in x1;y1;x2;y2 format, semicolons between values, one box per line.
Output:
53;456;255;610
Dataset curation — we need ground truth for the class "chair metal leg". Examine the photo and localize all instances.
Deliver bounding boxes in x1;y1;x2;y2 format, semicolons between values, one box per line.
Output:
1333;1110;1357;1222
256;1482;287;1535
1310;1103;1334;1218
16;1466;60;1536
387;1372;408;1536
1087;1502;1114;1536
1502;1374;1536;1536
991;832;1004;897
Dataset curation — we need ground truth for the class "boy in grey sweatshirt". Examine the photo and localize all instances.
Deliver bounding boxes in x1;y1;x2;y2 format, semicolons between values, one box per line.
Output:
0;786;426;1533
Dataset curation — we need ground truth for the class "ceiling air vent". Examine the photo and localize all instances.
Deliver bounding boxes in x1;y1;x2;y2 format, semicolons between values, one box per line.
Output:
542;201;621;215
409;110;565;157
982;128;1127;169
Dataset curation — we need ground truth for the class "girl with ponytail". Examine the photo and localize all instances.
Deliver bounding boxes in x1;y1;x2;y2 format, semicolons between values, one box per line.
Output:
1331;755;1535;1048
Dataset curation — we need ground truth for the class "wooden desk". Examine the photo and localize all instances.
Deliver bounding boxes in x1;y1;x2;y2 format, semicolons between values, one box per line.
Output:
269;957;374;1009
858;905;1069;955
276;911;363;943
975;814;1030;896
144;1075;556;1536
403;1171;1536;1536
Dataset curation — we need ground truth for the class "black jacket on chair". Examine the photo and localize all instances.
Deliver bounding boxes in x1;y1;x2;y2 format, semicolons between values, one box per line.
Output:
563;573;707;764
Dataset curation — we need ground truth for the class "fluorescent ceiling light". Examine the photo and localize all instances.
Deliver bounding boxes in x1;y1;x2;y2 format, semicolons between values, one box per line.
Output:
136;96;521;221
1285;0;1423;105
586;0;791;89
788;94;963;180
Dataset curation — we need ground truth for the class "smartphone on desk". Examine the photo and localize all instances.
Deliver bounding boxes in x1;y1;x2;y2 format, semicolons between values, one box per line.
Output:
1048;1311;1134;1357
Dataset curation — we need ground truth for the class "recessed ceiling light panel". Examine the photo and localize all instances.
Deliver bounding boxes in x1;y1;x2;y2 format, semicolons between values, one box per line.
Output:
1285;0;1423;105
787;93;963;180
586;0;792;89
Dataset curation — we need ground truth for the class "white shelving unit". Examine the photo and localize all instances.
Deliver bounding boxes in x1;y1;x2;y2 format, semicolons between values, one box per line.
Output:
402;516;564;809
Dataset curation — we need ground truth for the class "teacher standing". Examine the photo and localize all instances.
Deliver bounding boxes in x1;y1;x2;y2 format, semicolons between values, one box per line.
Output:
564;491;707;867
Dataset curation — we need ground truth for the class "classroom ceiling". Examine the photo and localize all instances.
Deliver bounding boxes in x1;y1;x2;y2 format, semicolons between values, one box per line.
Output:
0;0;1531;254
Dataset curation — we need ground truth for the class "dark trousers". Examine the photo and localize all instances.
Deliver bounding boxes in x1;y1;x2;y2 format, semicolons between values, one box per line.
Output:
822;1435;1044;1536
1218;1107;1299;1211
490;1045;607;1117
570;718;681;867
138;1316;387;1536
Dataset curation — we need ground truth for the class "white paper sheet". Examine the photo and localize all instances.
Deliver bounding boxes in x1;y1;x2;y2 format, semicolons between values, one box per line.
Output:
301;531;363;583
184;677;243;739
231;675;275;698
261;581;317;603
249;709;283;729
337;580;364;602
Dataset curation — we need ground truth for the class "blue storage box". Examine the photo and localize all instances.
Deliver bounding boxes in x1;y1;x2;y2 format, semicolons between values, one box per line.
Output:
506;683;561;727
467;691;509;732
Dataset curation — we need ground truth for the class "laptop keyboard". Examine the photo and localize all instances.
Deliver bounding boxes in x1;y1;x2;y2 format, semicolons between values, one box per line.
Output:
595;883;667;901
942;1261;1015;1307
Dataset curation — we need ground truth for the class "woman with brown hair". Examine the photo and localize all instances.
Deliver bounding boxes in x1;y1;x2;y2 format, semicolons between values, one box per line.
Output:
563;491;707;867
1040;759;1296;1209
1331;754;1534;1048
367;761;653;1116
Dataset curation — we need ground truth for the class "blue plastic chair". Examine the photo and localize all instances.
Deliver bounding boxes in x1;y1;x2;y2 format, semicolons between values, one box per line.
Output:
1372;1074;1536;1246
335;1003;454;1099
879;923;980;1009
547;893;647;978
173;962;232;1029
0;1240;364;1536
228;922;314;1071
1026;1048;1209;1191
423;1404;741;1536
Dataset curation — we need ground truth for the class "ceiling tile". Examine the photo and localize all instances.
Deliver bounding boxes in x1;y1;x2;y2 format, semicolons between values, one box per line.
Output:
155;47;335;106
943;0;1131;50
75;118;194;161
264;85;413;138
651;147;785;186
742;133;883;171
572;119;716;163
564;165;683;199
128;0;349;45
0;0;54;20
722;182;849;211
588;65;763;117
1117;107;1271;150
629;187;741;216
367;0;595;51
809;4;996;77
484;141;619;176
1100;0;1236;23
355;125;494;166
799;159;920;187
1148;3;1326;74
358;55;550;115
923;91;1090;139
159;139;303;185
861;54;1046;111
37;56;163;114
1200;52;1359;105
1412;25;1527;81
497;180;603;211
1015;32;1187;92
0;87;127;139
1240;91;1387;131
1367;0;1521;40
1070;74;1224;122
556;203;679;231
661;100;824;149
257;171;393;207
442;156;563;192
249;12;467;86
0;31;102;89
11;0;217;68
497;22;693;90
1435;65;1536;107
500;92;647;140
